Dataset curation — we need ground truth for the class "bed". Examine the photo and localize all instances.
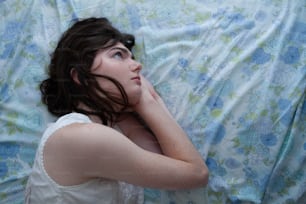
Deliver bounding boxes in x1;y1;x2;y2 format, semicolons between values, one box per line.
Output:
1;0;305;203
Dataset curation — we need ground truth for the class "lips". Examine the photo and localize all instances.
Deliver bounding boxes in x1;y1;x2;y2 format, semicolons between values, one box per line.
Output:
131;76;141;84
132;76;140;80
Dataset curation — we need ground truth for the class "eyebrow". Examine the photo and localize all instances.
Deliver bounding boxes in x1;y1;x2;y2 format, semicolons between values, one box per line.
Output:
109;46;132;56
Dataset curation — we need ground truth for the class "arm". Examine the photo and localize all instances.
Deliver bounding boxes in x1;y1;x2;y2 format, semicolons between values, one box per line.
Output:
115;76;171;154
45;122;208;190
116;113;163;154
44;76;208;189
133;76;208;175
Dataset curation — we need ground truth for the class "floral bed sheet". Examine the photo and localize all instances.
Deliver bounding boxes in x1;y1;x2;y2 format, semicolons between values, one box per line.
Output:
0;0;305;203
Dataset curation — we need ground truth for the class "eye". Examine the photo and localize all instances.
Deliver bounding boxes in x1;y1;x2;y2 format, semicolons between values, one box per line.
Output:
113;51;123;60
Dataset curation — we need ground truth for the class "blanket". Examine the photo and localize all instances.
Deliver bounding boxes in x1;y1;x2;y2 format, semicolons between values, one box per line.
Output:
0;0;305;203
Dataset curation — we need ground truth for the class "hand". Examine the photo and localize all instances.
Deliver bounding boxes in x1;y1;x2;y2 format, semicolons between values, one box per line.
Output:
140;75;160;100
131;75;158;114
134;75;172;118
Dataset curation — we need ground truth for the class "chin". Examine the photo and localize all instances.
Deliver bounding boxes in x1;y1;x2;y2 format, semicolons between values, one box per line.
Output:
128;92;141;105
128;97;140;106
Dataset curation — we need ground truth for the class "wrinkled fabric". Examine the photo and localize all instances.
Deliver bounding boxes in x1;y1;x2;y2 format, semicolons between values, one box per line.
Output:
0;0;305;203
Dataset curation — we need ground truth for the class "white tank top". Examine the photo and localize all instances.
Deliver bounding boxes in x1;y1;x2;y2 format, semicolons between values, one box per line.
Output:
25;113;144;204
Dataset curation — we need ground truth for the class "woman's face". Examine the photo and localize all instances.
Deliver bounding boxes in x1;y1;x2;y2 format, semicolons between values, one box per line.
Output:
91;42;143;105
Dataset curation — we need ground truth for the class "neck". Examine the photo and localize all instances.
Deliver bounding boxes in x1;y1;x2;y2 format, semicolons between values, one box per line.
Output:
76;103;104;124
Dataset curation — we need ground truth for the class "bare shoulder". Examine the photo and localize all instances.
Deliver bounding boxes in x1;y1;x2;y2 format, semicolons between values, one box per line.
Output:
46;122;132;153
43;122;135;185
56;122;112;136
46;123;106;149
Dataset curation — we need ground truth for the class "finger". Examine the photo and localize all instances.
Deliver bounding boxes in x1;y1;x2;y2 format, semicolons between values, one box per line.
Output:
140;75;159;99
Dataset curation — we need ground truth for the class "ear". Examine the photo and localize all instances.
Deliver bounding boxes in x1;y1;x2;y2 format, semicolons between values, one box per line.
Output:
70;68;81;85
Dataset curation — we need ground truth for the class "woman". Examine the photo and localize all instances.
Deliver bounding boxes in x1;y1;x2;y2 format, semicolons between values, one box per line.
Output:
25;17;208;204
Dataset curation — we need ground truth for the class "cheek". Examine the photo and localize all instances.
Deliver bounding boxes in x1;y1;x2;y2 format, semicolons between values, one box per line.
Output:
97;78;119;94
97;77;142;105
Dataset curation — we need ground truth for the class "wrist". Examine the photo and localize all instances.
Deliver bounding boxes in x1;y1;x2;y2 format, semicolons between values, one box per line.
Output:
134;97;159;115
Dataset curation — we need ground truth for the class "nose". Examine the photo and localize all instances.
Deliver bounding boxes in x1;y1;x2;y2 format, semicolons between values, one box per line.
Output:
130;60;142;72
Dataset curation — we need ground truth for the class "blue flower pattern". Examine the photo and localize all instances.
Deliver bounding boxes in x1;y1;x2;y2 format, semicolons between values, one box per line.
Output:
251;48;271;65
1;0;305;204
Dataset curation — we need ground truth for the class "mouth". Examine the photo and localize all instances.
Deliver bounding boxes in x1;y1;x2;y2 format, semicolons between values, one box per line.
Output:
131;76;141;84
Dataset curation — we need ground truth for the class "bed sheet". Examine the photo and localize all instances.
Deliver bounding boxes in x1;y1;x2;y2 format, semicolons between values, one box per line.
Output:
0;0;305;203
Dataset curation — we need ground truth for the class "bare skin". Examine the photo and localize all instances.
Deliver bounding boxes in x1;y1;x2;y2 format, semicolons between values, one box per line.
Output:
43;43;208;190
